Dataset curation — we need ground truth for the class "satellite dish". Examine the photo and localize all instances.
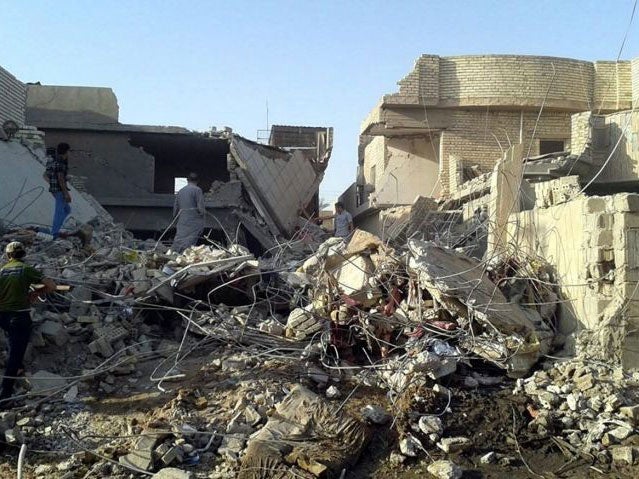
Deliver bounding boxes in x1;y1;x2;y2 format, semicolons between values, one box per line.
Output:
2;120;19;138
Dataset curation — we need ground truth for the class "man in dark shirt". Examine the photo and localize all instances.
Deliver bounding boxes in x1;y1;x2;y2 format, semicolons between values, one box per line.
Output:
46;142;72;238
0;242;56;404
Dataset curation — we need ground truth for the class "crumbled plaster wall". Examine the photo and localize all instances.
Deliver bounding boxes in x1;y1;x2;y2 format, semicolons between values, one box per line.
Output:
368;137;440;206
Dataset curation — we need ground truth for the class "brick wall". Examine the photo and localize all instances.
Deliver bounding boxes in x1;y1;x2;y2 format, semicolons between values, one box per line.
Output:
439;56;594;107
570;111;593;156
391;55;632;112
593;61;632;111
0;65;26;126
439;110;572;195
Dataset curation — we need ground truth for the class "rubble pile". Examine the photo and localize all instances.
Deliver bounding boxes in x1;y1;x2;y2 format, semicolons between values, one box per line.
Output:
0;216;638;478
515;358;639;464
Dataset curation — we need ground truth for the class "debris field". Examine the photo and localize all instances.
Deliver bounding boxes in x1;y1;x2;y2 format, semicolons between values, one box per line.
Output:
0;208;638;479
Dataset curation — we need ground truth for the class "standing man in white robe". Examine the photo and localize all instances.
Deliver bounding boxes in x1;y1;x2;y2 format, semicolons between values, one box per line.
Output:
172;172;205;252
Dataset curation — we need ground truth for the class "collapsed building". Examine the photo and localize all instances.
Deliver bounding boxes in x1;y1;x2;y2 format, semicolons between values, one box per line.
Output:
4;56;639;479
2;66;332;252
336;54;639;371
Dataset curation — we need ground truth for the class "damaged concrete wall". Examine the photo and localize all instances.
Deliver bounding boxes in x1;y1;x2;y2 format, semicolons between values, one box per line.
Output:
26;85;119;126
594;110;639;183
0;65;26;126
230;137;322;236
42;129;156;198
507;185;639;369
0;140;106;229
368;137;440;206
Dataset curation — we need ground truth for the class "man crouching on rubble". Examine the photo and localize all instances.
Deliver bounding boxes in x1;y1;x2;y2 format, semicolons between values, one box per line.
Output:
0;242;56;406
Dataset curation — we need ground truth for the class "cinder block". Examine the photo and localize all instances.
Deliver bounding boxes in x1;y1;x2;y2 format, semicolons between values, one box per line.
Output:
614;193;639;212
585;197;607;214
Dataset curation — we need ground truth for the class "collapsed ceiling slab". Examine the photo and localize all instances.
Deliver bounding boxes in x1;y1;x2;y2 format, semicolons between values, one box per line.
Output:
229;136;326;238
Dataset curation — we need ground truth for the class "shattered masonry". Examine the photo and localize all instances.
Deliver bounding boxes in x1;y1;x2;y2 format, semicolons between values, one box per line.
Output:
3;53;639;479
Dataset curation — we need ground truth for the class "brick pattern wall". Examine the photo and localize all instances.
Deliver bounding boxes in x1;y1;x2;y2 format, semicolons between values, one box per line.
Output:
0;65;26;126
392;55;633;111
570;111;593;156
593;61;632;111
438;110;571;195
397;55;439;100
439;56;595;106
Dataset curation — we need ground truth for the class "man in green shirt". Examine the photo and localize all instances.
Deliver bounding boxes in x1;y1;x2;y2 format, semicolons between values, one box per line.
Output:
0;242;56;404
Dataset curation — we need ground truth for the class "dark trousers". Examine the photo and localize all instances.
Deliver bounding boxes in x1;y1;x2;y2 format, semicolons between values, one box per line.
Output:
0;311;32;399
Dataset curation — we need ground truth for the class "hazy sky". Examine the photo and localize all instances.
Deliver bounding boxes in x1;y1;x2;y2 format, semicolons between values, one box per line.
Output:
2;0;637;201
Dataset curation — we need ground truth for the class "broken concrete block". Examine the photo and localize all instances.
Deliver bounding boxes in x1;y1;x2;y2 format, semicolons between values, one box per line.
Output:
399;434;422;457
332;254;381;307
243;406;262;426
63;385;79;402
257;318;284;336
152;468;193;479
95;325;128;343
620;405;639;424
480;451;497;464
427;460;463;479
217;434;246;460
609;425;633;441
611;446;635;465
77;315;98;324
160;445;184;466
389;451;406;465
119;450;154;472
88;337;114;358
418;415;444;437
39;320;69;346
285;450;328;476
437;436;472;453
429;357;458;379
28;370;68;396
613;193;639;212
326;385;341;399
575;373;595;391
286;306;323;340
